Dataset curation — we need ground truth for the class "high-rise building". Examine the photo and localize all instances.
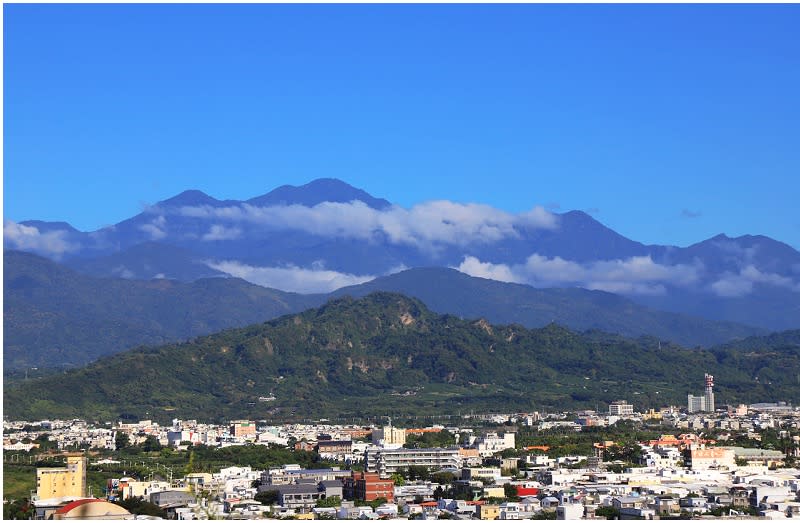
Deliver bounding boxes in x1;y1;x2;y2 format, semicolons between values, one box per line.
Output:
687;395;706;413
687;373;715;413
704;374;715;413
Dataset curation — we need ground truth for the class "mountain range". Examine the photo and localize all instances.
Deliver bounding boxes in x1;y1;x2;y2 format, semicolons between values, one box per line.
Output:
6;178;799;334
4;250;766;370
5;293;800;423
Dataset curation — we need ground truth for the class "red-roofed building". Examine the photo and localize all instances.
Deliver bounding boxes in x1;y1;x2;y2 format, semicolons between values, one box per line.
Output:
52;498;132;520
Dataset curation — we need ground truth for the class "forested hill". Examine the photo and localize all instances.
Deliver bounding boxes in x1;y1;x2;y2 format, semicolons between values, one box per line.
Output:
4;251;766;370
5;293;799;423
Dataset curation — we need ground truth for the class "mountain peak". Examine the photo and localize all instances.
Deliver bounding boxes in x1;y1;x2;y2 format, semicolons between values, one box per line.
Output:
18;220;80;234
158;190;220;208
247;178;392;210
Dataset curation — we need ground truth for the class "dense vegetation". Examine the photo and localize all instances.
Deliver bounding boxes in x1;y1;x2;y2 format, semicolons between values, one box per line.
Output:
332;267;765;347
5;293;800;423
4;250;319;369
5;251;768;371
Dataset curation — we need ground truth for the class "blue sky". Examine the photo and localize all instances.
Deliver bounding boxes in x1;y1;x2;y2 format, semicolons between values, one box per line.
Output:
4;4;799;249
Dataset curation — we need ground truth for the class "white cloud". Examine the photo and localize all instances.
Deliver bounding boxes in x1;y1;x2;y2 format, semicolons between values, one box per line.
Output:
111;265;135;279
456;256;525;284
201;224;242;241
455;254;702;296
139;215;167;240
175;200;558;251
710;265;800;297
3;220;77;257
206;260;376;294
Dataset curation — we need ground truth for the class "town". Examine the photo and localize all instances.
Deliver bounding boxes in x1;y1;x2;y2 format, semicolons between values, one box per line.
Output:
5;377;800;520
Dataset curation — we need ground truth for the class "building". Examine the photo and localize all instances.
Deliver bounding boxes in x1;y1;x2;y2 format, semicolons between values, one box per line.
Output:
36;456;87;499
52;498;132;520
704;374;715;412
609;401;634;416
261;466;351;487
149;490;195;511
230;420;256;439
688;374;716;413
316;439;353;457
684;446;735;470
688;395;707;413
277;483;323;511
372;422;406;446
557;503;584;520
343;471;394;502
474;432;515;457
477;503;501;520
364;447;462;477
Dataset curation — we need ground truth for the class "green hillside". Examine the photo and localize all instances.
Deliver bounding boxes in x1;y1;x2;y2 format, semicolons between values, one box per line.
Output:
5;252;766;371
4;250;320;369
5;293;798;423
333;267;765;347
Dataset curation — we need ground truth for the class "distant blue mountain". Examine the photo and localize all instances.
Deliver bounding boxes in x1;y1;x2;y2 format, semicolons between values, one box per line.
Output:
246;178;392;209
3;251;765;370
5;178;800;331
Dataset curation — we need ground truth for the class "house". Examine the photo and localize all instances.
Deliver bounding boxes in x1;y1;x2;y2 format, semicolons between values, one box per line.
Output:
338;501;375;520
498;502;522;520
478;503;501;520
654;495;680;515
276;483;323;510
557;502;584;520
612;496;645;510
319;479;343;500
540;496;561;510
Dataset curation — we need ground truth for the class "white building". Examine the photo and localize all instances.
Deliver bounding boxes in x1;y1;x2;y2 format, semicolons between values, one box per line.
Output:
474;432;516;457
365;447;462;476
609;401;634;417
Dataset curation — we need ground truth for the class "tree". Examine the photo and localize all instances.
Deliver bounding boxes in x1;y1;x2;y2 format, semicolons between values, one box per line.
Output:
503;483;520;501
3;498;32;520
406;465;430;481
185;451;196;476
254;490;280;505
431;471;456;485
368;497;388;509
390;473;406;486
315;495;342;508
114;497;167;518
142;435;162;452
595;506;620;519
115;431;130;451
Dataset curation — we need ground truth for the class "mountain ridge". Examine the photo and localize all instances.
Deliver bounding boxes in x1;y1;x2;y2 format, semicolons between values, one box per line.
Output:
5;178;799;332
4;292;797;423
4;250;766;370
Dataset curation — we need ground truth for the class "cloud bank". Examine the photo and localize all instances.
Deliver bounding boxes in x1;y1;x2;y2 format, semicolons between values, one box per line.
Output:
174;200;557;251
4;220;77;257
202;224;242;241
711;265;800;297
455;254;703;296
207;260;376;294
